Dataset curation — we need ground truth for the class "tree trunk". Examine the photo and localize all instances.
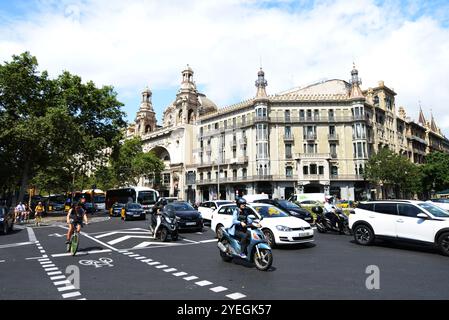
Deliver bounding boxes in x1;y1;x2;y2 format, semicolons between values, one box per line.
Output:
17;160;30;206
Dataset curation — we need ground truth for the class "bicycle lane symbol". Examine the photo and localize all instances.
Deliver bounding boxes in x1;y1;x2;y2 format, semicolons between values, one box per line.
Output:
79;257;114;268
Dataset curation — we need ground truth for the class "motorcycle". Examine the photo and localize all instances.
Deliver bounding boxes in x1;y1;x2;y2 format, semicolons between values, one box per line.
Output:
217;215;273;271
315;208;351;235
149;210;179;242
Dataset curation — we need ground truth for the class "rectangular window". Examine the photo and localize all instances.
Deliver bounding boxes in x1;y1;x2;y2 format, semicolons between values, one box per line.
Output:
285;110;291;122
319;166;324;175
303;166;309;175
285;126;292;137
328;109;335;121
329;126;335;135
310;164;317;175
299;110;305;120
286;167;293;177
285;144;292;158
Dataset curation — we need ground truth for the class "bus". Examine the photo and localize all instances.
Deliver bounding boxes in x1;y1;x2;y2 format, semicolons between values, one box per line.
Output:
105;187;159;213
83;189;106;211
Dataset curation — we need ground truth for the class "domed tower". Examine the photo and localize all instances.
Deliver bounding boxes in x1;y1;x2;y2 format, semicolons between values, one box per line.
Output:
254;68;270;177
135;87;157;136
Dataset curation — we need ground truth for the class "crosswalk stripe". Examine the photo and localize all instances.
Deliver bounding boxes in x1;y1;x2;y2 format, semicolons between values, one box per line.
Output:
173;272;188;277
163;268;177;273
184;276;199;281
48;271;62;276
141;259;153;263
148;262;160;266
108;235;154;245
210;286;228;293
44;267;59;272
226;293;246;300
195;280;213;287
57;285;76;292
50;276;66;281
134;256;146;260
155;265;168;269
132;241;153;249
62;292;81;299
54;280;71;286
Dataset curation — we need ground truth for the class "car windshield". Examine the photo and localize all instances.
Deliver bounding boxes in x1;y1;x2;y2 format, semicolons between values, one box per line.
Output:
172;203;195;211
94;195;105;203
127;204;142;209
278;200;300;209
419;203;449;218
113;203;125;208
138;191;157;205
251;205;289;218
431;199;449;203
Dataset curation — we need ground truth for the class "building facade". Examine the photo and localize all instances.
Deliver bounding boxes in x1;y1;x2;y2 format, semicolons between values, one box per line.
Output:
128;65;449;202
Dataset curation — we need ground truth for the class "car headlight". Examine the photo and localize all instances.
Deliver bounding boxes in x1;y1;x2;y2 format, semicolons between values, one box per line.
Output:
276;225;292;232
164;216;172;223
0;218;4;222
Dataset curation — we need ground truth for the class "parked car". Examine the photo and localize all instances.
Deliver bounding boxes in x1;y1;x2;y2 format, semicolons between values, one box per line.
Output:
211;203;314;247
110;203;126;217
198;200;233;222
428;199;449;211
83;202;97;214
121;203;146;221
349;200;449;256
0;206;14;234
252;199;313;224
295;199;323;209
164;201;203;232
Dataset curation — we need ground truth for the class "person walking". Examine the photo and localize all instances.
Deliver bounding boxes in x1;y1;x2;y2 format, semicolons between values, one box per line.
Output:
34;202;45;227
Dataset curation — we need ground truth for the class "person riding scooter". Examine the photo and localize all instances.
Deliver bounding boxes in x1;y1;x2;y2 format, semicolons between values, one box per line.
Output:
227;198;253;258
323;197;344;234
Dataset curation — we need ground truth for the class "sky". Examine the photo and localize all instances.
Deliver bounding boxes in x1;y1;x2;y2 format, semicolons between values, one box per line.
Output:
1;0;449;135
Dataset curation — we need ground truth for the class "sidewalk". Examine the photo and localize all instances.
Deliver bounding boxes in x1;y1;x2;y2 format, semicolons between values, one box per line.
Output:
15;212;110;227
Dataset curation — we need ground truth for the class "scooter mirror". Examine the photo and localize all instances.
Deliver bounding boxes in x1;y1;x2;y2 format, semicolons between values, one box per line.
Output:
248;215;256;220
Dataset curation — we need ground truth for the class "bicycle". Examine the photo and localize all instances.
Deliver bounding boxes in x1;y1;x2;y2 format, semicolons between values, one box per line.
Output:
67;220;86;256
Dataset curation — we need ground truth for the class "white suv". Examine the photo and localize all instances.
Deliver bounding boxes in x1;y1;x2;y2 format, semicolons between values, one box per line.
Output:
349;200;449;256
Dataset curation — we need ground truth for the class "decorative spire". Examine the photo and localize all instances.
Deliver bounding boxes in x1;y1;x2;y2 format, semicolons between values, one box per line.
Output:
430;110;438;132
139;86;154;112
349;63;364;100
418;103;426;125
180;64;197;91
255;68;268;99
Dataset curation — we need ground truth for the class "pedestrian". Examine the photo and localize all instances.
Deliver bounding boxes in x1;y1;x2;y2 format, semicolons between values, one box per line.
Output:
22;203;31;223
34;201;45;227
15;202;26;223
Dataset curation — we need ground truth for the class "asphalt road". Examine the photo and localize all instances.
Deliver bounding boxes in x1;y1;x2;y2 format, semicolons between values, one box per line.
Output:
1;213;449;300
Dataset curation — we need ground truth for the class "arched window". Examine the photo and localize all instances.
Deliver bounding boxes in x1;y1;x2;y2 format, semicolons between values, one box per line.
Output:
373;96;379;105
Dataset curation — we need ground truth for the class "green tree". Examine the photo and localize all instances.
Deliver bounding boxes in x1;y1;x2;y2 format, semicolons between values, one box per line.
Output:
421;151;449;194
364;148;422;198
0;52;126;204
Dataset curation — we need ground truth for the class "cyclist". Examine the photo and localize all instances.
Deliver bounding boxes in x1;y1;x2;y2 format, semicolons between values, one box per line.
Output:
34;202;45;227
66;202;88;247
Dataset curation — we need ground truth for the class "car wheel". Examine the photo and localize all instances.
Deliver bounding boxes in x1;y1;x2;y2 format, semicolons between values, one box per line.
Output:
437;232;449;257
216;224;224;239
263;229;276;248
353;224;374;246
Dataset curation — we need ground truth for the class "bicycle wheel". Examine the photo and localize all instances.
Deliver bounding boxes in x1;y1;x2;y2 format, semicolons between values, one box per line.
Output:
70;233;79;256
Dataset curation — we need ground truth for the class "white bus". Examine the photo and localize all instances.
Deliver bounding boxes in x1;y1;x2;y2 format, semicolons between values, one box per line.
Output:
105;187;159;213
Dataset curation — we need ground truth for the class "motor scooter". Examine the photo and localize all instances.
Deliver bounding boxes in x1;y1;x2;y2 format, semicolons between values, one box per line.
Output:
149;210;179;242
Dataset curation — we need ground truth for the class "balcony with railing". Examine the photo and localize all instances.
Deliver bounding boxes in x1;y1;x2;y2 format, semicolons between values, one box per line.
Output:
283;134;294;142
304;133;317;140
328;134;339;141
330;174;365;181
296;153;331;160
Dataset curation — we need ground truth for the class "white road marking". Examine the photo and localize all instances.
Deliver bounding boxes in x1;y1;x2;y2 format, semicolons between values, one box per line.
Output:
44;267;59;272
129;254;140;257
51;249;112;258
0;260;5;263
50;275;66;280
132;242;153;249
122;252;133;255
58;226;120;253
226;293;246;300
148;262;160;266
0;242;34;249
27;227;37;242
42;264;56;268
141;259;153;263
40;250;46;253
57;285;76;292
184;276;199;281
108;235;154;245
54;280;71;286
95;231;152;239
38;258;50;261
47;271;62;276
155;265;168;269
195;280;213;287
210;286;228;293
173;272;188;277
163;268;177;272
134;257;146;260
62;292;81;299
182;239;199;244
199;239;218;243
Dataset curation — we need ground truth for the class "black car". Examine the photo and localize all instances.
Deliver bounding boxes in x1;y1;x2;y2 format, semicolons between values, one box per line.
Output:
122;203;146;221
164;201;203;232
0;206;14;235
110;203;126;217
253;199;314;224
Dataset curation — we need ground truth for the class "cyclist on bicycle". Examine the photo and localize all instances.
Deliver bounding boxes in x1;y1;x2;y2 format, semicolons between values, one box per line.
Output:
66;202;88;246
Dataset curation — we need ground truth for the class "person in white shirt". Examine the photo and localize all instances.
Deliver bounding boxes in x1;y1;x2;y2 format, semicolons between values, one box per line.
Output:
15;202;26;223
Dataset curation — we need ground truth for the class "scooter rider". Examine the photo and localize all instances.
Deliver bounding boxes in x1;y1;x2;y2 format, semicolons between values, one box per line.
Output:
150;198;167;239
324;197;343;234
228;198;253;259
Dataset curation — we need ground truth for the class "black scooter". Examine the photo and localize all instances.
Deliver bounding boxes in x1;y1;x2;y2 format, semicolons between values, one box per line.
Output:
315;207;351;235
149;210;179;242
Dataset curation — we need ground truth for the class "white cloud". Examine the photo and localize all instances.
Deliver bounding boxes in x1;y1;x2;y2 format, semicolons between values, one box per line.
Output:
1;0;449;135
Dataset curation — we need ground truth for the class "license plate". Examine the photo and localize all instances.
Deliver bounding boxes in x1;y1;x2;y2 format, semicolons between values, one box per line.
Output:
134;214;141;217
298;231;311;237
186;222;197;226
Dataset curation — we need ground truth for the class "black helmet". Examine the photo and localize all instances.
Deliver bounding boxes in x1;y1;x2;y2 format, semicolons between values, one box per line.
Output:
159;198;168;206
311;206;323;214
236;198;247;206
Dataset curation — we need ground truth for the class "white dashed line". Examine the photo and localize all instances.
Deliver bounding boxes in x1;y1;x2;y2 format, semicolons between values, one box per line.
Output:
199;239;218;243
57;285;77;292
148;262;160;266
134;257;146;260
50;275;66;281
155;265;168;269
62;292;81;299
54;280;71;286
47;271;62;276
129;254;140;257
44;267;59;272
163;268;177;273
141;259;153;263
210;286;228;293
173;272;188;277
226;293;246;300
184;276;199;281
195;280;213;287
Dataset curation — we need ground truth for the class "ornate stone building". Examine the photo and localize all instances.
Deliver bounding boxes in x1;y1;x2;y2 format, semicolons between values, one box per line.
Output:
128;65;449;202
